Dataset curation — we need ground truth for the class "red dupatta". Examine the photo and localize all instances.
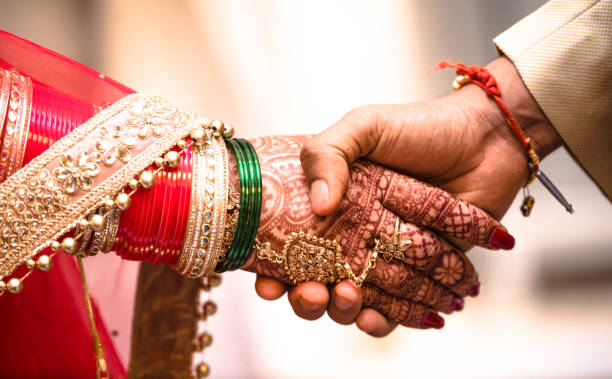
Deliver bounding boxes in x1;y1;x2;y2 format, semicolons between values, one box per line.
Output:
0;30;134;378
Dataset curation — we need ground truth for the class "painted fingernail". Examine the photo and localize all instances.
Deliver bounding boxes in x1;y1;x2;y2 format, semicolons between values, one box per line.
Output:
490;228;515;250
422;312;445;329
450;297;464;312
310;180;329;206
468;281;481;297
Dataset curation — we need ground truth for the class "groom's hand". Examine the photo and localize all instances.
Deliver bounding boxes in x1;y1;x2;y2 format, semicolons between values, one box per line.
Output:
287;57;562;335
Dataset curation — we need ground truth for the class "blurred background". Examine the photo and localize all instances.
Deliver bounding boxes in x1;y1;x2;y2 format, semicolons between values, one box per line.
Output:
2;1;612;378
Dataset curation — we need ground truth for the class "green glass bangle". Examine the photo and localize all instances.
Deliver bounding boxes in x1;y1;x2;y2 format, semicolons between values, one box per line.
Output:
231;138;261;270
226;139;252;270
217;139;248;271
215;139;249;272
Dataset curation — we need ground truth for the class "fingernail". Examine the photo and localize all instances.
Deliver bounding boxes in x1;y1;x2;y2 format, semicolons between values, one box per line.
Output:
335;294;353;311
490;228;515;250
422;312;445;329
310;180;329;206
469;281;480;297
450;297;464;312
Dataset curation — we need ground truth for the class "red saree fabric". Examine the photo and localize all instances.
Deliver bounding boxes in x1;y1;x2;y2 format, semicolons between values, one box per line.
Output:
0;30;134;378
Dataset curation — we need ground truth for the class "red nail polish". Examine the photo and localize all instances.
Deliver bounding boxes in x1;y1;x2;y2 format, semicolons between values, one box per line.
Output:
490;228;515;250
451;297;464;312
422;312;445;329
469;281;480;297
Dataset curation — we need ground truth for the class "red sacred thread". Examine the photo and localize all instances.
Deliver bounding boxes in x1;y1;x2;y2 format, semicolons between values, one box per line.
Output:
436;61;539;173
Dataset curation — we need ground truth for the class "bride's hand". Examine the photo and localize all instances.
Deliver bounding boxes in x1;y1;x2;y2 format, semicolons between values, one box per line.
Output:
237;136;514;334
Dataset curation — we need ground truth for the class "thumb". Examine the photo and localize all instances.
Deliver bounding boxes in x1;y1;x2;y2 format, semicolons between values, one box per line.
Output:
300;105;382;216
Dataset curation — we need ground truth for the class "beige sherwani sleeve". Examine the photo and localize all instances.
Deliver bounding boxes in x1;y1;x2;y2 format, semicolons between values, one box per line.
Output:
494;0;612;199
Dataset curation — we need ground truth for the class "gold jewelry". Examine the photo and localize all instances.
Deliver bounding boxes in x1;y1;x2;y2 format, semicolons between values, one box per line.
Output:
255;232;377;287
201;135;228;277
376;217;412;263
218;186;240;263
0;69;11;153
0;94;203;285
0;69;32;182
176;138;208;277
101;205;120;253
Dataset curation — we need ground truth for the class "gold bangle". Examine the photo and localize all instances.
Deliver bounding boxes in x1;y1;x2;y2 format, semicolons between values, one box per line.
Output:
102;205;120;253
0;69;11;156
218;186;240;263
176;139;208;277
200;135;228;277
0;69;32;182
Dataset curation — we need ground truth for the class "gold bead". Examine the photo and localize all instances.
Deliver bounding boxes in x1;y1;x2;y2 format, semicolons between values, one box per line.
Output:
128;178;139;190
89;214;106;232
115;193;132;211
7;278;22;294
211;120;224;137
154;157;164;168
50;241;61;251
196;363;210;378
61;237;78;255
198;118;211;128
138;171;155;189
26;259;36;269
198;332;213;349
104;198;115;208
0;280;5;291
164;151;180;168
79;219;90;229
176;139;187;149
36;255;52;271
211;273;222;287
203;301;217;316
190;128;205;142
222;123;234;139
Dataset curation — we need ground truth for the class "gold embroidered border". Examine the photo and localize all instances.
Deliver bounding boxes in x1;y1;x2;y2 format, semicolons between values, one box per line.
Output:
0;94;202;280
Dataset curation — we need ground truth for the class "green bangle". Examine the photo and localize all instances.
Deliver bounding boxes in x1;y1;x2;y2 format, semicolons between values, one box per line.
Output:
216;139;249;272
231;138;261;270
228;139;252;270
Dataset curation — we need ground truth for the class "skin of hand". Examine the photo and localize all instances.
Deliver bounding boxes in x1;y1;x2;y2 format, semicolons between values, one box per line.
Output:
281;56;563;336
234;135;514;333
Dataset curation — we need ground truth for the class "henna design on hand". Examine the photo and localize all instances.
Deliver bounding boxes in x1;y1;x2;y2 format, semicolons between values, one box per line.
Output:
240;135;496;319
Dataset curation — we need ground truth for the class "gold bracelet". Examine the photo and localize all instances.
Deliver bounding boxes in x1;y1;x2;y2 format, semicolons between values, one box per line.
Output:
0;69;32;182
255;232;377;287
200;135;228;277
176;138;208;277
0;69;11;157
102;205;120;253
218;186;240;263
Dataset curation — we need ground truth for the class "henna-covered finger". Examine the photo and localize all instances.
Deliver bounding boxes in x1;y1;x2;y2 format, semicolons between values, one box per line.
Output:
327;280;363;325
355;308;399;338
255;275;288;301
373;207;478;297
376;165;515;250
287;282;329;321
361;283;444;329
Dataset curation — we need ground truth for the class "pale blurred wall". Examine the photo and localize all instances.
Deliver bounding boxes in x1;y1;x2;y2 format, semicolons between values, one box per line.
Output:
2;1;612;378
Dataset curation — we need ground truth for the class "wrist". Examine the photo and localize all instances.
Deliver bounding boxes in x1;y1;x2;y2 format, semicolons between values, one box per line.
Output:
454;57;563;167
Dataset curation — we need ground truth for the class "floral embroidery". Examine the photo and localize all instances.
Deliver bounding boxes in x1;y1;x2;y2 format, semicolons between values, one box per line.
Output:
126;99;173;139
95;124;137;166
53;152;101;195
433;253;464;285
